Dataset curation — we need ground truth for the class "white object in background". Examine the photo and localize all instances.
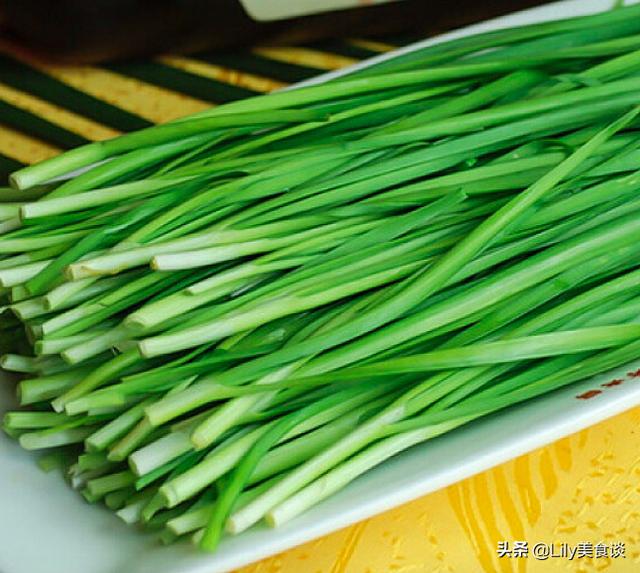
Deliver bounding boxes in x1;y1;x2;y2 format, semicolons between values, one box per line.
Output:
1;2;640;572
240;0;400;22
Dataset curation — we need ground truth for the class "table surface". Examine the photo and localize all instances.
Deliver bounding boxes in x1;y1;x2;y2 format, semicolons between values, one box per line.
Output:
0;15;638;573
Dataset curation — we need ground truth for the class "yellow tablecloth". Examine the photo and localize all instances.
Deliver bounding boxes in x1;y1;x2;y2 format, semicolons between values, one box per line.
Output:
0;41;638;573
239;407;640;573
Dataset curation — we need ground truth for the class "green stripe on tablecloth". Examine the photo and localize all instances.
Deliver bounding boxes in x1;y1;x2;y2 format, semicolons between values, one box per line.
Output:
0;153;23;181
376;34;423;47
0;99;89;149
103;61;259;104
0;54;152;132
195;52;321;83
306;40;380;60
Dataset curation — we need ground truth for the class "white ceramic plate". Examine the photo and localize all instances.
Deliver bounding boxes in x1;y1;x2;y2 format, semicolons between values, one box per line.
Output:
2;2;640;572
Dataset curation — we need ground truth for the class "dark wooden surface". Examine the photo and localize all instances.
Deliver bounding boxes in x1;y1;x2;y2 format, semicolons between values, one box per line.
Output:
0;0;553;63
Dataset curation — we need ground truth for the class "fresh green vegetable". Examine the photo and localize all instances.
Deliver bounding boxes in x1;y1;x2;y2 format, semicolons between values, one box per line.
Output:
3;4;640;554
